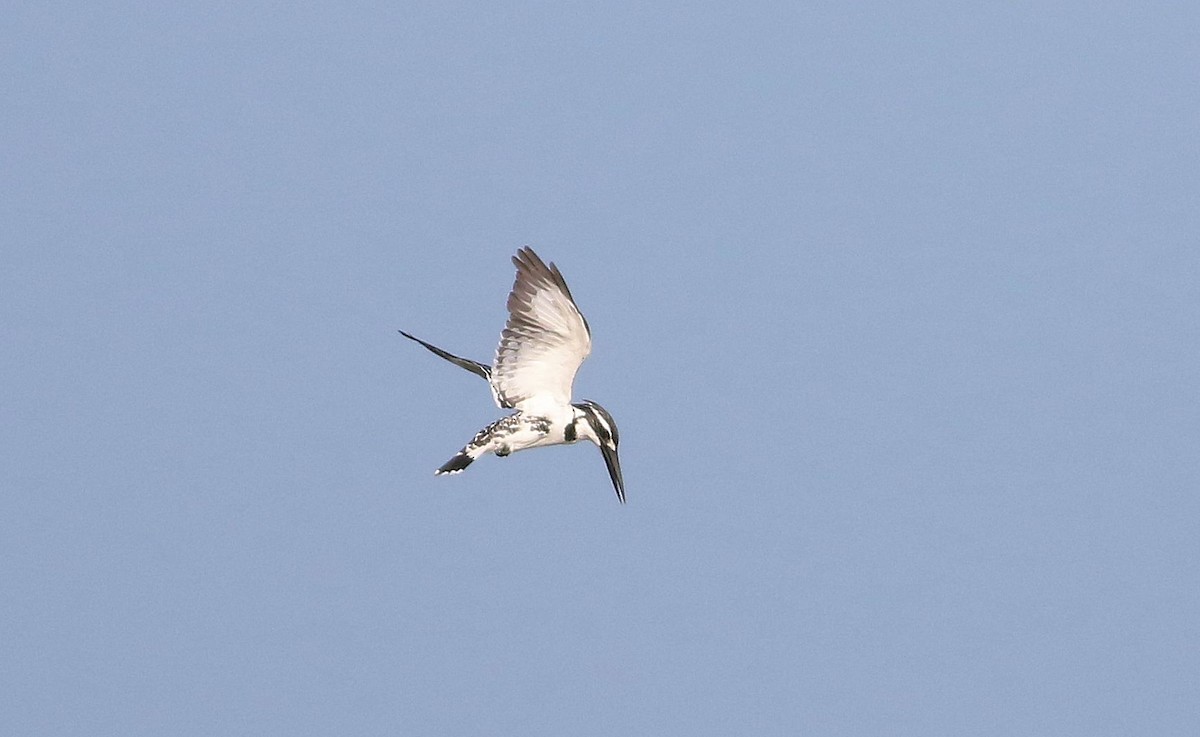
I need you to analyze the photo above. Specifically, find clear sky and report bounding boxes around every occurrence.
[3,2,1198,735]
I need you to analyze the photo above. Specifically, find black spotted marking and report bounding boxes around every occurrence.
[467,415,518,449]
[435,412,553,475]
[564,421,577,443]
[465,414,548,448]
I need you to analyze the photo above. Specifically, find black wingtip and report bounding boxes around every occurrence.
[399,330,493,381]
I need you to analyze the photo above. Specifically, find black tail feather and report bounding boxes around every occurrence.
[436,451,474,475]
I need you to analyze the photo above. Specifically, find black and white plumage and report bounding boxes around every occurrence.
[400,247,625,503]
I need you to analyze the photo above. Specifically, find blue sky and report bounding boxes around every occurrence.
[3,2,1198,735]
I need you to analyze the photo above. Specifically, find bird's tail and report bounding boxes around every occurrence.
[435,450,475,475]
[434,415,512,476]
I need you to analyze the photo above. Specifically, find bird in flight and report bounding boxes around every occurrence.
[400,247,624,503]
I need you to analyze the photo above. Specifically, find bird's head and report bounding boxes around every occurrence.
[572,400,624,503]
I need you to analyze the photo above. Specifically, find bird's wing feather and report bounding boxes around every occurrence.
[399,331,493,381]
[492,247,592,413]
[399,330,509,407]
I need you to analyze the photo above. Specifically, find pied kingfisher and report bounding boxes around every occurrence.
[400,247,624,503]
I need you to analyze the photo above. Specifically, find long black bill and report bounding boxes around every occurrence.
[600,445,625,504]
[399,330,492,381]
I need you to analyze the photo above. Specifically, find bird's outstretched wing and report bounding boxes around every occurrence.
[398,331,493,380]
[492,247,592,414]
